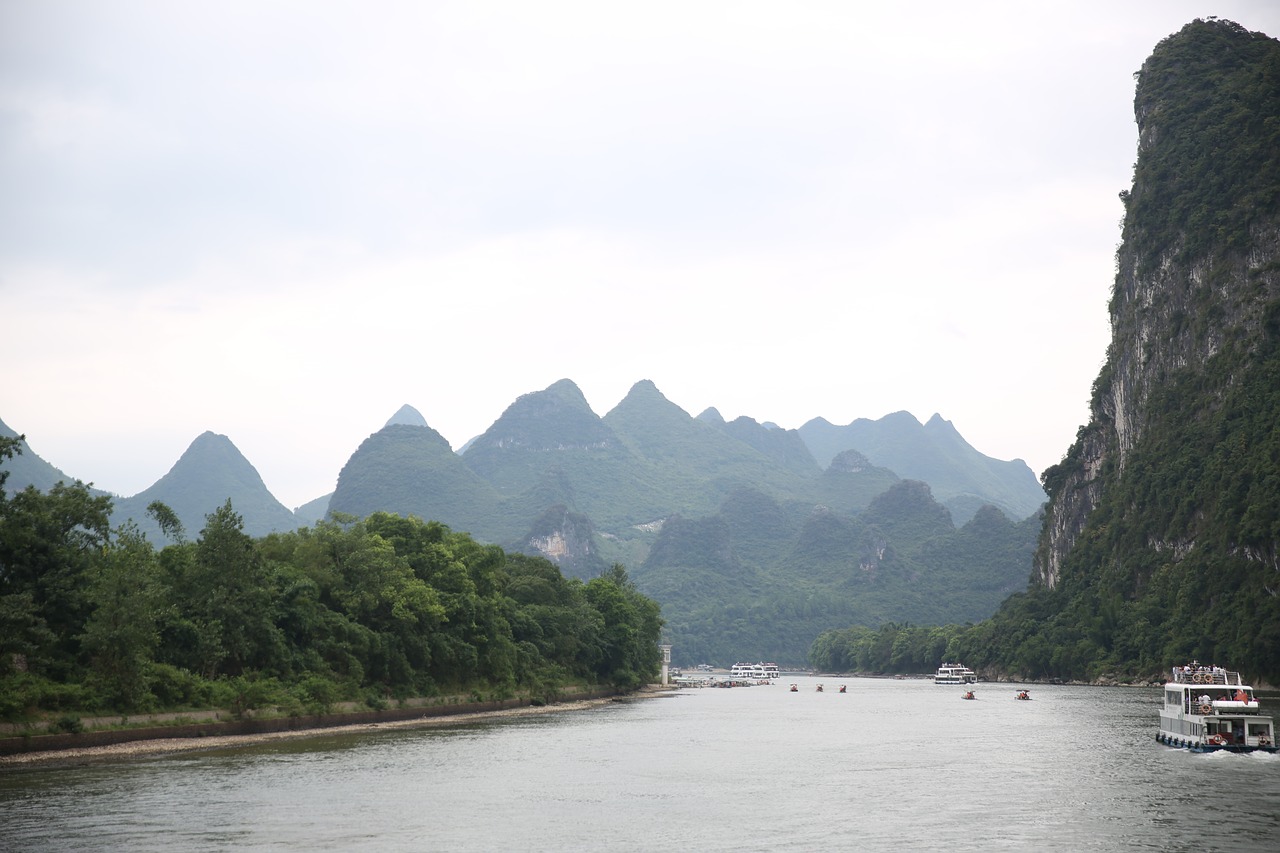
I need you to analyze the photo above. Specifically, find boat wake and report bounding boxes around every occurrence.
[1197,748,1278,762]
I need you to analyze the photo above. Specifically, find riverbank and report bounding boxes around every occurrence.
[0,685,673,766]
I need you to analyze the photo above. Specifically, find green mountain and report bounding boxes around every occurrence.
[637,479,1038,664]
[111,431,299,540]
[290,404,427,526]
[2,380,1044,666]
[293,492,331,526]
[602,380,816,514]
[811,449,902,515]
[0,418,108,497]
[461,378,663,532]
[698,408,822,478]
[912,18,1280,685]
[328,422,505,539]
[799,411,1045,521]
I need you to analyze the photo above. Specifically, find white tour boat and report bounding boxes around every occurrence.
[729,662,781,680]
[934,663,977,684]
[1157,663,1276,752]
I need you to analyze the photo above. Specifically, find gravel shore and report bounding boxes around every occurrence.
[0,693,654,766]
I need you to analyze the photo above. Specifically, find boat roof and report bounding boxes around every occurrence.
[1166,666,1248,687]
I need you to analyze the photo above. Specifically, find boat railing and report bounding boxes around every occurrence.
[1171,668,1242,686]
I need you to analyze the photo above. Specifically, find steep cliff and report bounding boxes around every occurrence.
[1029,19,1280,678]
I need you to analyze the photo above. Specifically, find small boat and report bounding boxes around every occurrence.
[816,684,824,693]
[838,684,847,693]
[1015,690,1031,701]
[935,662,978,685]
[789,683,798,692]
[962,690,976,700]
[1157,662,1277,752]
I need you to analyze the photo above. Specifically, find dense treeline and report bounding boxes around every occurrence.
[808,589,1178,683]
[808,622,970,675]
[641,484,1039,667]
[0,437,662,722]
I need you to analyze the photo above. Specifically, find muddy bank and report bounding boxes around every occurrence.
[0,686,672,765]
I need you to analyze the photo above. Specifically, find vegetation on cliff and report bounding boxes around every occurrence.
[812,18,1280,686]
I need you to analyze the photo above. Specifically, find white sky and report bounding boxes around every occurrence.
[4,1,1279,511]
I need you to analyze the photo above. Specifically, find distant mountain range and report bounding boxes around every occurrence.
[0,419,110,499]
[1,381,1046,663]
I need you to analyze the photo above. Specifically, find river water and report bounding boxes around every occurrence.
[2,676,1278,852]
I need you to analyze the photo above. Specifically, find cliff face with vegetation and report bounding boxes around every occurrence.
[1031,18,1280,678]
[812,19,1280,684]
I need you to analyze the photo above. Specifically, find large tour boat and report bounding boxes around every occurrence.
[934,663,977,685]
[1157,663,1276,752]
[729,662,781,680]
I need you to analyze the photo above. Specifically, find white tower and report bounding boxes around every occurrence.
[660,644,672,685]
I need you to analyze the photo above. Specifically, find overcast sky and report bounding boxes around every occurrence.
[4,2,1279,511]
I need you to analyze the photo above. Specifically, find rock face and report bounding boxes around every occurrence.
[1036,18,1280,589]
[519,504,606,579]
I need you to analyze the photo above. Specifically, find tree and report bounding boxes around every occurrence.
[184,500,284,676]
[147,501,186,544]
[585,564,663,689]
[0,466,112,673]
[81,523,164,708]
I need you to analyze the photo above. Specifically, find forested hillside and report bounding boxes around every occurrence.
[0,436,662,720]
[1,384,1046,670]
[319,380,1044,665]
[640,481,1039,665]
[813,18,1280,686]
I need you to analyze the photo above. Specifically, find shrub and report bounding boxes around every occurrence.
[52,715,83,734]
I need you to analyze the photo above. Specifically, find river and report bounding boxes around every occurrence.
[2,676,1278,852]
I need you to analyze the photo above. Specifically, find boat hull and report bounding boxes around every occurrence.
[1155,732,1277,753]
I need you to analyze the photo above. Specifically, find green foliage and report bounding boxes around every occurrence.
[0,672,96,719]
[0,470,664,720]
[51,714,83,734]
[640,484,1038,666]
[147,663,221,709]
[808,622,971,674]
[293,674,341,715]
[965,273,1280,686]
[0,474,112,675]
[79,522,164,709]
[1125,19,1280,278]
[584,565,663,689]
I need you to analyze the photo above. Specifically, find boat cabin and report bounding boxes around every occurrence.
[934,663,977,684]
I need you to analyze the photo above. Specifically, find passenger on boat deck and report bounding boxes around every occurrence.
[1200,694,1211,705]
[1235,689,1248,702]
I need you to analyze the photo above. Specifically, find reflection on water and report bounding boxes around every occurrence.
[3,677,1278,852]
